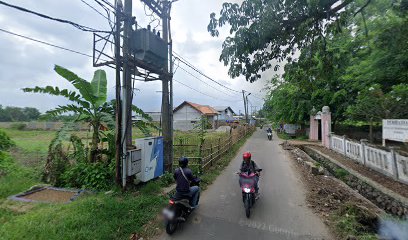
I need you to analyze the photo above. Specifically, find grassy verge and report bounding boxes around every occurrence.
[277,132,308,141]
[331,203,377,240]
[0,152,167,240]
[0,128,254,239]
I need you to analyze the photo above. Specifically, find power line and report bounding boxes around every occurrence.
[174,79,241,103]
[173,53,241,94]
[0,0,111,33]
[174,53,266,101]
[0,28,100,59]
[80,0,111,23]
[175,62,237,97]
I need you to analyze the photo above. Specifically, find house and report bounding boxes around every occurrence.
[173,101,218,131]
[213,106,236,121]
[145,112,161,122]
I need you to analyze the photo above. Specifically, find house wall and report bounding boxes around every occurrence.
[173,105,201,121]
[146,112,161,122]
[173,105,202,131]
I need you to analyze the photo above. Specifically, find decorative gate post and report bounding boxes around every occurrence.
[321,106,332,148]
[309,107,319,141]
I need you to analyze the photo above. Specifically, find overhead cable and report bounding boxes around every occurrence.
[0,0,111,33]
[174,79,241,103]
[0,28,103,59]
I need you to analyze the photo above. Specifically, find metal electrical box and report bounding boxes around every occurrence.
[131,28,167,71]
[135,136,164,182]
[127,149,142,176]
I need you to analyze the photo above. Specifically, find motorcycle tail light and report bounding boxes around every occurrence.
[169,199,175,205]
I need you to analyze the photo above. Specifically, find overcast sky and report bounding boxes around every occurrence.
[0,0,277,114]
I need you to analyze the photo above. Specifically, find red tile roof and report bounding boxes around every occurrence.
[174,101,219,115]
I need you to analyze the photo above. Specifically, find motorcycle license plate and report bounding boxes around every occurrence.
[162,208,175,219]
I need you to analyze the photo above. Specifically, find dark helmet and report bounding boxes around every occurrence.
[179,156,189,168]
[243,151,251,162]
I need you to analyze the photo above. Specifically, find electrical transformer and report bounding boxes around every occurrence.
[135,136,164,182]
[126,149,142,176]
[131,28,168,72]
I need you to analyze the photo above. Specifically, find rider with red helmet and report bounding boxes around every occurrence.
[240,151,261,193]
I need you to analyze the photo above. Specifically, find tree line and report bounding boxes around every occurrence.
[208,0,408,137]
[262,0,408,131]
[0,105,79,122]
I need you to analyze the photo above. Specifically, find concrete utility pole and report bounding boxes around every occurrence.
[168,2,174,171]
[121,0,133,188]
[161,0,173,171]
[114,0,123,185]
[242,90,248,123]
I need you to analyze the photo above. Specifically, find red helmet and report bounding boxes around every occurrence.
[243,151,251,161]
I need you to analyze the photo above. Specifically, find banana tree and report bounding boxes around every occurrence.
[23,65,154,162]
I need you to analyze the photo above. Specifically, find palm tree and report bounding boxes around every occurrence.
[23,65,153,162]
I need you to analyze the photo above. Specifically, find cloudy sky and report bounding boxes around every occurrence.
[0,0,276,114]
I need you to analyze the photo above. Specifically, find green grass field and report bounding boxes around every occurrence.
[0,127,253,239]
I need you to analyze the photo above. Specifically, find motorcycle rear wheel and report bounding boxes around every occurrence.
[166,221,178,235]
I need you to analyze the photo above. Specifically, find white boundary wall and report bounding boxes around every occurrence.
[329,133,408,184]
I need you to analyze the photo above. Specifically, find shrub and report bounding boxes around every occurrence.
[62,162,114,190]
[0,130,15,151]
[334,168,349,180]
[10,123,27,130]
[0,151,14,176]
[158,172,174,187]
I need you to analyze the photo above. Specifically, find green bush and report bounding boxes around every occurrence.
[10,123,27,130]
[158,172,174,187]
[334,168,349,180]
[0,151,14,176]
[62,162,114,190]
[0,130,15,151]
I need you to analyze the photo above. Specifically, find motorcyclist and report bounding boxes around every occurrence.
[266,127,272,133]
[173,157,200,208]
[239,152,261,193]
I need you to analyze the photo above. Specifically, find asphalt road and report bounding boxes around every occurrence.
[159,129,331,240]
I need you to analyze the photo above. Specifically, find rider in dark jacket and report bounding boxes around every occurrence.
[174,157,200,208]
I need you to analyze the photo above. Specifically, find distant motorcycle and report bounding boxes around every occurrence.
[238,169,262,218]
[267,132,272,141]
[162,178,201,235]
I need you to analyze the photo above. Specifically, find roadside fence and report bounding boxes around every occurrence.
[173,125,255,173]
[329,133,408,184]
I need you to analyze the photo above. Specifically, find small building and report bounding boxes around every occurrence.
[145,112,161,122]
[213,106,236,121]
[173,101,218,131]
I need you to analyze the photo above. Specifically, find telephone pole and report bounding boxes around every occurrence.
[114,0,123,185]
[161,0,173,172]
[242,90,248,124]
[121,0,133,187]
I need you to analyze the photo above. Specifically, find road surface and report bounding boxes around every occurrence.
[159,129,331,240]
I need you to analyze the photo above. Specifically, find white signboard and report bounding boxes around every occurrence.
[383,119,408,143]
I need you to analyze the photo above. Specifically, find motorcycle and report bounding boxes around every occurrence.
[162,178,201,235]
[238,169,262,218]
[267,132,272,140]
